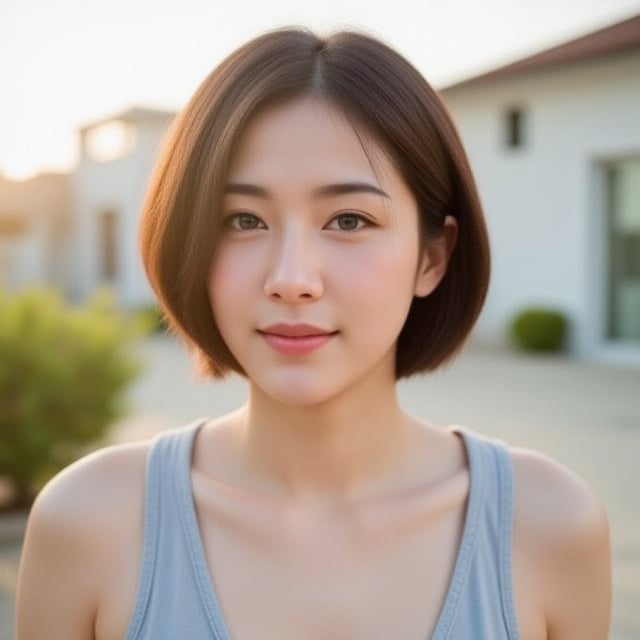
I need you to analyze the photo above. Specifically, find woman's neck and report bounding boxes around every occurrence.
[229,381,426,511]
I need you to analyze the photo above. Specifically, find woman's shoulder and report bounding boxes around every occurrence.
[31,438,152,527]
[506,443,611,637]
[17,439,154,637]
[506,444,608,543]
[24,438,154,575]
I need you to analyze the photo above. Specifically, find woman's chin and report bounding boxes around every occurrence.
[249,375,343,407]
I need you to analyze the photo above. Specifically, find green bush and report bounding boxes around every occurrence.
[0,285,149,510]
[508,306,568,352]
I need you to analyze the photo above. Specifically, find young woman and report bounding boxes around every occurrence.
[16,26,611,640]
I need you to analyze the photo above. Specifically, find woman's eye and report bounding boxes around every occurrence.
[223,212,264,231]
[327,212,373,232]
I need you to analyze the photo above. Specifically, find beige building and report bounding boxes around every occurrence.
[0,172,71,290]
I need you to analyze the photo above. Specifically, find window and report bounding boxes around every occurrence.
[99,209,117,281]
[606,159,640,342]
[504,107,525,149]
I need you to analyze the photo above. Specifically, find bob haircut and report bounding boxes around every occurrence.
[139,25,491,381]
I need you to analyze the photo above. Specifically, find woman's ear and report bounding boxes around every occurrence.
[414,215,458,297]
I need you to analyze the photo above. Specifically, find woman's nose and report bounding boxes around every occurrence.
[263,225,323,301]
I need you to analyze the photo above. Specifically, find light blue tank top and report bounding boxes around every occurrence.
[123,418,521,640]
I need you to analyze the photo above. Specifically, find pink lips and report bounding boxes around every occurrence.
[257,326,339,355]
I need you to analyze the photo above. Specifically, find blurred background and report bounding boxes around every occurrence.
[1,0,639,638]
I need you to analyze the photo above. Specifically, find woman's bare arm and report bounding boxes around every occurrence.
[513,448,612,640]
[15,454,107,639]
[543,482,612,639]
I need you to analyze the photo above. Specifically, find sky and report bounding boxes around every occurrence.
[1,0,639,180]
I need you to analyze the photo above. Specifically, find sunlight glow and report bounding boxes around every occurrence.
[84,120,137,163]
[1,162,40,182]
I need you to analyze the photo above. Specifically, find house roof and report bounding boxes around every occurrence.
[440,12,640,91]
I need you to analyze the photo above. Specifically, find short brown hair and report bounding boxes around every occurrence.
[139,26,490,381]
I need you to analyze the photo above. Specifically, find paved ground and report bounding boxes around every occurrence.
[2,334,639,639]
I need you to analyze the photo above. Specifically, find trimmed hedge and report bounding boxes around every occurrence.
[508,306,568,352]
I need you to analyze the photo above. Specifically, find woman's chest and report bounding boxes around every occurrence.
[95,467,546,640]
[189,495,467,640]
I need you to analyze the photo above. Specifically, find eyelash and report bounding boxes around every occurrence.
[222,211,374,234]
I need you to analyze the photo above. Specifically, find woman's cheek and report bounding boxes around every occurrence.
[208,252,247,316]
[335,246,409,301]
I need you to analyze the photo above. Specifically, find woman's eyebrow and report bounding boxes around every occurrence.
[223,181,390,199]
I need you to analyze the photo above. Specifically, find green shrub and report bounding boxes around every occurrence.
[0,285,149,510]
[508,306,568,352]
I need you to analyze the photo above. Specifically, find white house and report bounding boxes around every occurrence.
[440,13,640,366]
[69,107,175,306]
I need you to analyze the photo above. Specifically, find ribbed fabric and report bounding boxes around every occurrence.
[123,418,521,640]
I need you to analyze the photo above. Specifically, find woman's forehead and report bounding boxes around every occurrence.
[227,96,395,184]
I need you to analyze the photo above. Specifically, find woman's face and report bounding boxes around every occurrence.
[207,95,446,405]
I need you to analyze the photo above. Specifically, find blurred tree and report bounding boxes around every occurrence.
[0,285,150,510]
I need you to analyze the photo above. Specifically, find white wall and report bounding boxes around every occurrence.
[124,117,174,307]
[441,51,640,361]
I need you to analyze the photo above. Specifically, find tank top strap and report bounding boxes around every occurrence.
[123,418,213,640]
[449,425,521,640]
[171,419,233,639]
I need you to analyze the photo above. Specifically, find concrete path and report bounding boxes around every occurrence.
[2,334,638,639]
